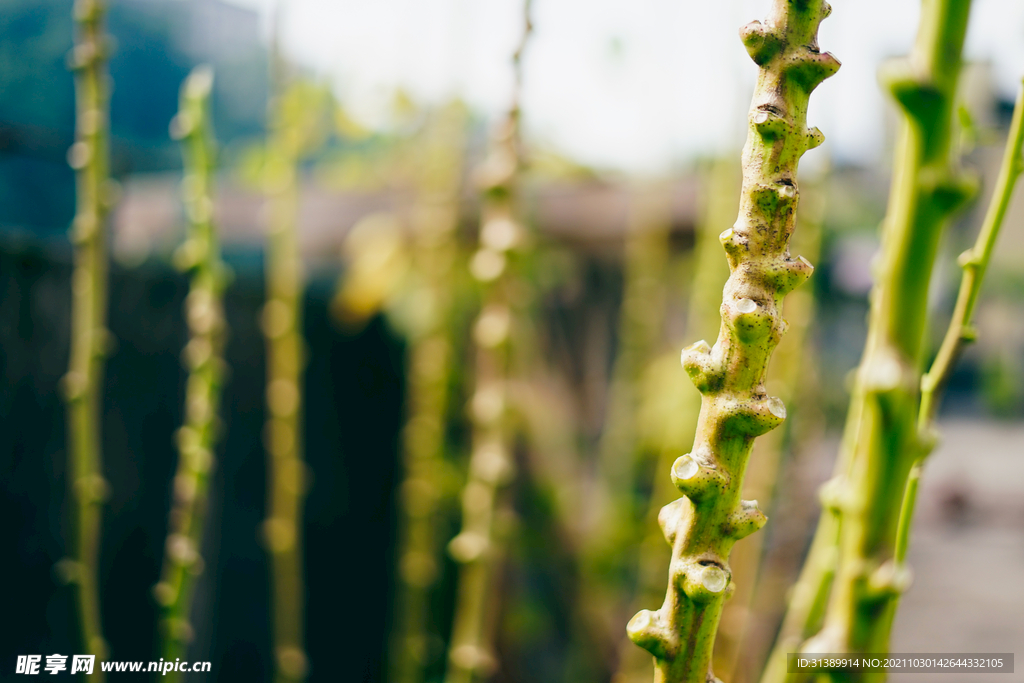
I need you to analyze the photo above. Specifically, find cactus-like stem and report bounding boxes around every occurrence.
[62,0,113,672]
[795,0,974,673]
[716,174,825,683]
[628,3,837,681]
[152,67,228,675]
[390,103,467,683]
[444,3,531,682]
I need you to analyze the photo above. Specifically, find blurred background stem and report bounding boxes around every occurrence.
[389,102,468,683]
[444,2,532,681]
[62,0,113,672]
[154,66,228,675]
[261,33,332,681]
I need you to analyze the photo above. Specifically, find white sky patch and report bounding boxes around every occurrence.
[228,0,1024,173]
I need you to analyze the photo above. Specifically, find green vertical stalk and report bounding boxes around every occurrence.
[390,103,468,683]
[62,0,113,672]
[759,351,866,683]
[715,174,825,683]
[796,2,974,674]
[760,6,981,679]
[647,160,740,577]
[152,67,228,676]
[893,76,1024,631]
[917,82,1024,437]
[627,3,837,681]
[443,3,532,682]
[262,77,330,683]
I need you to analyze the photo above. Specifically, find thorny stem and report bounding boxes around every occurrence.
[152,67,229,675]
[717,175,825,683]
[62,0,113,673]
[390,103,467,683]
[797,0,975,676]
[443,2,532,682]
[627,3,837,682]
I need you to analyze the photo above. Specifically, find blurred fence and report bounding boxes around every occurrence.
[0,237,404,681]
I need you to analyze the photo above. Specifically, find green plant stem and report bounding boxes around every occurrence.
[152,67,228,676]
[918,81,1024,434]
[758,377,865,683]
[797,0,974,674]
[893,75,1024,603]
[390,104,467,683]
[644,161,738,576]
[627,3,837,681]
[444,4,531,682]
[716,175,825,683]
[567,183,674,680]
[263,76,321,683]
[63,0,113,672]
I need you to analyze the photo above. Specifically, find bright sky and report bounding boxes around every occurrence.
[228,0,1024,172]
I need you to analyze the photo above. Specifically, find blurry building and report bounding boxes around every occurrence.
[166,0,262,62]
[0,0,267,234]
[110,173,701,267]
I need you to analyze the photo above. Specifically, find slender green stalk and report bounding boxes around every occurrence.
[152,67,229,676]
[795,3,975,674]
[62,0,113,672]
[757,392,858,683]
[893,75,1024,617]
[760,5,985,679]
[627,3,837,681]
[444,4,532,682]
[390,103,468,683]
[262,77,330,683]
[918,82,1024,436]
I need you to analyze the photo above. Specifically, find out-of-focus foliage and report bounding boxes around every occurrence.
[334,212,412,327]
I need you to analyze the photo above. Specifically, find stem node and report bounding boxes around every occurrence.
[723,500,768,541]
